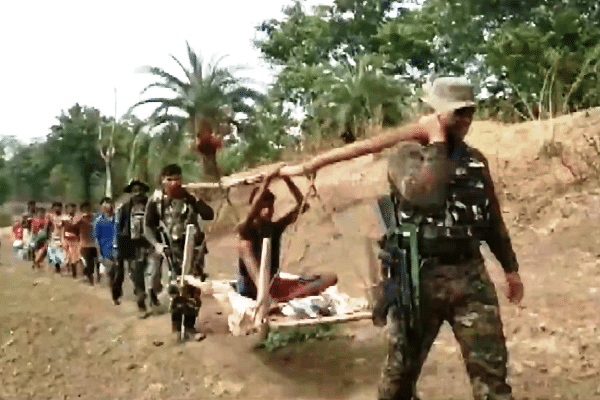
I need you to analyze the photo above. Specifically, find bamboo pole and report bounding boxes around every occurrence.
[186,123,427,190]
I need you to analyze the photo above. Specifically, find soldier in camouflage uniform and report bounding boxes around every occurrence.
[377,78,524,400]
[144,164,214,337]
[307,77,524,400]
[114,179,154,314]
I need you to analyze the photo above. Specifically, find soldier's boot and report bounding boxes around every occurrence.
[171,295,201,341]
[82,261,93,285]
[134,287,148,316]
[170,296,185,333]
[149,290,160,307]
[111,285,122,305]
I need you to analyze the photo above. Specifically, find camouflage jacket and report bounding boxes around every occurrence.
[144,189,214,248]
[387,141,519,273]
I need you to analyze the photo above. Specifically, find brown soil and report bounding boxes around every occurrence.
[2,109,600,399]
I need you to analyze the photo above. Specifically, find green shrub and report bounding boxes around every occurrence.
[255,324,335,352]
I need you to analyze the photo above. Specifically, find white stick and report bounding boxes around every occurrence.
[253,238,271,326]
[179,224,196,341]
[180,224,196,279]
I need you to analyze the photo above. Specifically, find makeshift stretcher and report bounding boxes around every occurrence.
[180,237,372,337]
[182,132,407,336]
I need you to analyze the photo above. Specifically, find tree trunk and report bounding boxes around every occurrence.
[201,153,220,182]
[82,165,93,202]
[105,88,117,198]
[105,160,113,198]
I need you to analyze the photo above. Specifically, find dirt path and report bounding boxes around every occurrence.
[2,195,600,400]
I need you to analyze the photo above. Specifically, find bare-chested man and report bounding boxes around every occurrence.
[74,201,97,285]
[46,202,66,273]
[236,166,337,302]
[61,203,80,278]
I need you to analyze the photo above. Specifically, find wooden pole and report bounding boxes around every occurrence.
[186,122,427,190]
[254,238,271,328]
[179,224,196,340]
[180,224,196,278]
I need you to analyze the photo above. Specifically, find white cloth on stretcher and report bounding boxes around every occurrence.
[227,272,368,320]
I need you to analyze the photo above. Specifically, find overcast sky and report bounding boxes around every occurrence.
[0,0,330,143]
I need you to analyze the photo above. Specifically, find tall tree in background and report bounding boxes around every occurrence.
[129,41,262,181]
[258,0,600,122]
[309,53,412,142]
[3,141,53,201]
[47,104,105,201]
[487,4,600,118]
[98,88,118,198]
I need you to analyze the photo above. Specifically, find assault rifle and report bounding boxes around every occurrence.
[372,194,422,362]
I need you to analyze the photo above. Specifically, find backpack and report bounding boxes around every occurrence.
[129,200,147,240]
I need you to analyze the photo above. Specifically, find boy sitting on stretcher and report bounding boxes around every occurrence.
[236,165,337,302]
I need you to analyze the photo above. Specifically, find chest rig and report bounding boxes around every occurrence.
[151,190,199,242]
[163,199,195,241]
[397,146,491,256]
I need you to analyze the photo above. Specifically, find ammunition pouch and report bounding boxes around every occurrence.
[419,225,480,258]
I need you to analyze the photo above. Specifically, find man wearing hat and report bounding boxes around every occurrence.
[114,179,155,313]
[307,77,524,399]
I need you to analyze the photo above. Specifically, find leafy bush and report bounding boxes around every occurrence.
[255,324,335,352]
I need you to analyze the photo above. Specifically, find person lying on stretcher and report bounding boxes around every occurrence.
[236,165,337,302]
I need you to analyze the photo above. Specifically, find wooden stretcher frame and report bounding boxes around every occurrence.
[182,125,410,331]
[181,236,372,333]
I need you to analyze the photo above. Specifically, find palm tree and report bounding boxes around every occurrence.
[310,54,412,143]
[129,41,263,181]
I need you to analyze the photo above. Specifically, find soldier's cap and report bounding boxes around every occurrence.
[123,179,150,193]
[424,77,476,113]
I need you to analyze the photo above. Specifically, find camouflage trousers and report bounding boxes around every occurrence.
[127,241,152,303]
[378,256,513,400]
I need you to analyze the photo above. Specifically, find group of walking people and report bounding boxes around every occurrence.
[11,198,116,284]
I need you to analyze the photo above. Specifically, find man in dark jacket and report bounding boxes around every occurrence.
[114,179,155,314]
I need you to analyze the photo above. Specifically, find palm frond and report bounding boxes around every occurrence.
[128,97,183,113]
[228,87,264,101]
[140,82,187,97]
[151,114,188,130]
[137,66,188,91]
[186,41,203,81]
[147,99,186,120]
[170,54,194,83]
